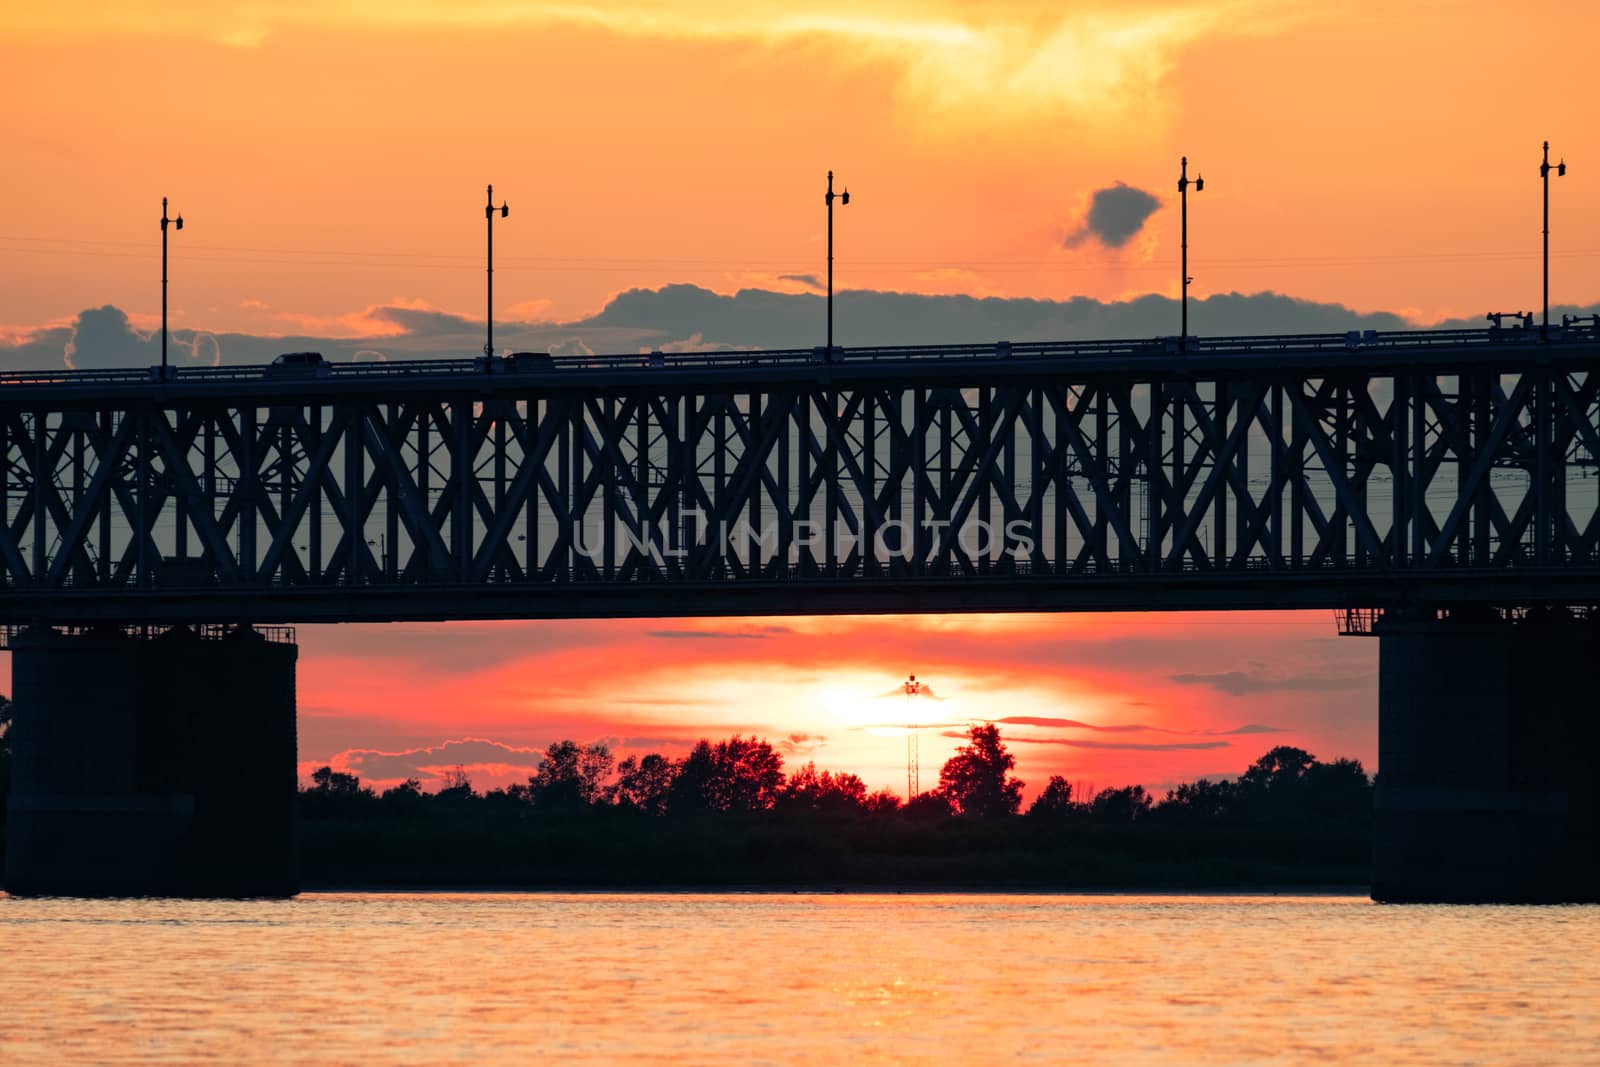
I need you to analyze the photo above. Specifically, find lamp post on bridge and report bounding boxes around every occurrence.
[160,197,184,379]
[484,183,509,361]
[1177,157,1203,351]
[825,170,850,354]
[1540,141,1566,338]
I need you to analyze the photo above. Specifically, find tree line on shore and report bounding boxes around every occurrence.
[0,704,1371,884]
[302,723,1372,828]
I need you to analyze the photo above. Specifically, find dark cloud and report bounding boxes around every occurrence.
[856,720,971,731]
[779,273,823,290]
[298,713,454,761]
[13,291,1598,374]
[333,736,547,785]
[371,306,478,336]
[546,336,596,357]
[1065,182,1162,249]
[616,735,705,752]
[995,715,1163,733]
[647,626,794,640]
[61,305,220,370]
[1169,671,1366,696]
[939,730,1229,752]
[778,732,827,757]
[1046,738,1231,752]
[0,326,71,370]
[189,331,221,366]
[582,284,1427,350]
[994,715,1287,738]
[657,332,731,353]
[63,305,148,369]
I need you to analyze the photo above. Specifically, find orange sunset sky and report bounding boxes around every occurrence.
[3,1,1598,795]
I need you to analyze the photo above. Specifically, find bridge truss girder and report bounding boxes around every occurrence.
[2,356,1597,623]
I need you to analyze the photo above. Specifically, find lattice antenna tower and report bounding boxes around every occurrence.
[904,673,921,800]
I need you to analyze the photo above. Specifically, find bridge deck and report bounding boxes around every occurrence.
[1,326,1596,624]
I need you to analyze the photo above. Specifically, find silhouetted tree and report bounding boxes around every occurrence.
[1299,757,1371,819]
[1088,784,1153,822]
[1240,746,1317,794]
[1305,757,1367,789]
[309,765,368,797]
[1026,775,1075,819]
[780,762,869,813]
[1235,747,1370,823]
[380,777,426,813]
[667,741,717,811]
[522,740,615,809]
[283,729,1382,889]
[863,788,903,815]
[477,786,528,814]
[669,735,785,812]
[614,753,675,815]
[303,764,376,816]
[938,723,1024,816]
[436,764,476,802]
[904,790,955,819]
[1157,778,1237,820]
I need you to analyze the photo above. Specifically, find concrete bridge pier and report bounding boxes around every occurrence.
[1373,607,1598,903]
[4,625,298,897]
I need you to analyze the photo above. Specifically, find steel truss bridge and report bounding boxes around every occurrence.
[1,326,1597,623]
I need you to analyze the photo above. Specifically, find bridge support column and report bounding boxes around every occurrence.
[5,626,298,897]
[1373,608,1597,903]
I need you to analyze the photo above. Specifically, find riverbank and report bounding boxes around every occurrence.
[0,811,1371,893]
[296,810,1371,891]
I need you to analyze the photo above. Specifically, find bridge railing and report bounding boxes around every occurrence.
[2,323,1594,391]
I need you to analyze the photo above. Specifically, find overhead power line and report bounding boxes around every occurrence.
[3,235,1599,279]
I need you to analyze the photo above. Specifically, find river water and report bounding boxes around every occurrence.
[2,892,1597,1064]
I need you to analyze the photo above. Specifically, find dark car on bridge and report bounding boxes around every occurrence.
[506,351,556,373]
[268,351,331,378]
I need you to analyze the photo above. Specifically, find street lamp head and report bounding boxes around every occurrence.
[1195,175,1204,192]
[175,215,183,230]
[501,203,509,218]
[841,189,850,206]
[1557,160,1566,177]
